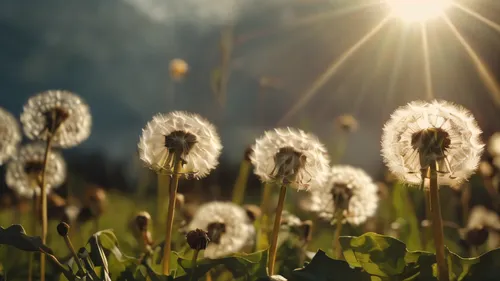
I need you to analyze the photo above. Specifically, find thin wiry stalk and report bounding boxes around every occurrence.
[333,217,344,259]
[429,162,449,281]
[231,159,251,205]
[189,249,200,281]
[268,185,287,275]
[162,153,183,275]
[39,133,54,281]
[256,183,273,250]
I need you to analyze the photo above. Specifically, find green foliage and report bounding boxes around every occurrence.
[0,224,53,254]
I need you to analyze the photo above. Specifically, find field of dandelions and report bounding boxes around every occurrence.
[2,87,500,281]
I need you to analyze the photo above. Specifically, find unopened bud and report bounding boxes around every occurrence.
[186,229,210,251]
[57,222,70,237]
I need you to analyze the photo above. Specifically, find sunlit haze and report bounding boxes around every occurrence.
[386,0,452,22]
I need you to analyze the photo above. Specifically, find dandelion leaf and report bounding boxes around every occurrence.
[339,232,437,280]
[177,250,267,281]
[0,224,53,254]
[447,247,500,281]
[289,250,370,281]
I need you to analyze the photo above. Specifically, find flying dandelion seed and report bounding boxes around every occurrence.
[250,127,330,190]
[169,59,189,81]
[381,100,483,188]
[138,111,222,178]
[6,143,66,198]
[308,165,378,225]
[21,90,92,148]
[187,201,255,259]
[0,107,22,165]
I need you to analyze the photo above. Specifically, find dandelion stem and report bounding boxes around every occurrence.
[189,249,200,281]
[333,217,344,259]
[256,183,273,250]
[162,153,183,275]
[429,162,449,281]
[268,185,287,275]
[39,133,54,281]
[231,159,251,205]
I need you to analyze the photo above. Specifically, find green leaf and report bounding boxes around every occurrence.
[177,250,268,281]
[339,232,437,280]
[0,225,53,254]
[392,183,422,250]
[289,250,370,281]
[447,248,500,281]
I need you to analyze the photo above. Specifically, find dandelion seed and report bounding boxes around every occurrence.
[21,90,91,148]
[335,114,359,133]
[169,59,189,80]
[6,143,66,198]
[138,111,222,178]
[381,100,483,187]
[250,128,330,190]
[308,165,378,225]
[187,202,254,259]
[0,107,21,165]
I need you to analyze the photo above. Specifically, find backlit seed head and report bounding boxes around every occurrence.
[0,107,21,165]
[186,229,210,251]
[382,100,483,187]
[138,111,222,178]
[6,143,66,198]
[308,165,378,225]
[251,128,330,190]
[21,90,91,148]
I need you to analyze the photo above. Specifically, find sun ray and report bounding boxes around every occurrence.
[278,16,391,125]
[421,23,434,100]
[452,2,500,33]
[235,2,379,46]
[385,31,408,109]
[443,15,500,106]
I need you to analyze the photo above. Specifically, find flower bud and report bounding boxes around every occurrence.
[186,229,210,251]
[57,222,70,237]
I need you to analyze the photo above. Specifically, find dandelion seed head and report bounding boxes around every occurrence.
[0,108,21,165]
[308,165,378,225]
[250,128,330,190]
[21,90,92,148]
[187,201,254,259]
[381,100,483,187]
[6,143,66,198]
[138,111,222,178]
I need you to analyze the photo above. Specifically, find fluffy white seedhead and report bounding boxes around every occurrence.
[250,128,330,190]
[21,90,92,148]
[138,111,222,178]
[488,132,500,157]
[308,165,378,225]
[467,206,500,230]
[6,143,66,198]
[381,100,484,187]
[187,201,254,259]
[0,107,21,165]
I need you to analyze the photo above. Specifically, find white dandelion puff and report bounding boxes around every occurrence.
[250,128,330,190]
[0,107,21,165]
[6,143,66,198]
[308,165,378,225]
[187,202,254,259]
[381,100,484,187]
[21,90,92,148]
[138,111,222,178]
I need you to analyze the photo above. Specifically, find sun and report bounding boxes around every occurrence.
[386,0,452,22]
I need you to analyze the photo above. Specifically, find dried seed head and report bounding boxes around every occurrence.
[21,90,91,148]
[0,107,21,165]
[186,229,210,251]
[251,128,330,190]
[57,222,70,237]
[335,114,359,133]
[382,100,483,187]
[135,211,152,232]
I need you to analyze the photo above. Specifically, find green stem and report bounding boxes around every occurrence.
[256,183,273,250]
[268,185,287,275]
[39,134,54,281]
[189,250,200,281]
[429,162,449,281]
[231,160,251,205]
[162,153,183,275]
[333,217,344,259]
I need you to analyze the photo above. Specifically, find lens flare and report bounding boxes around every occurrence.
[386,0,452,22]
